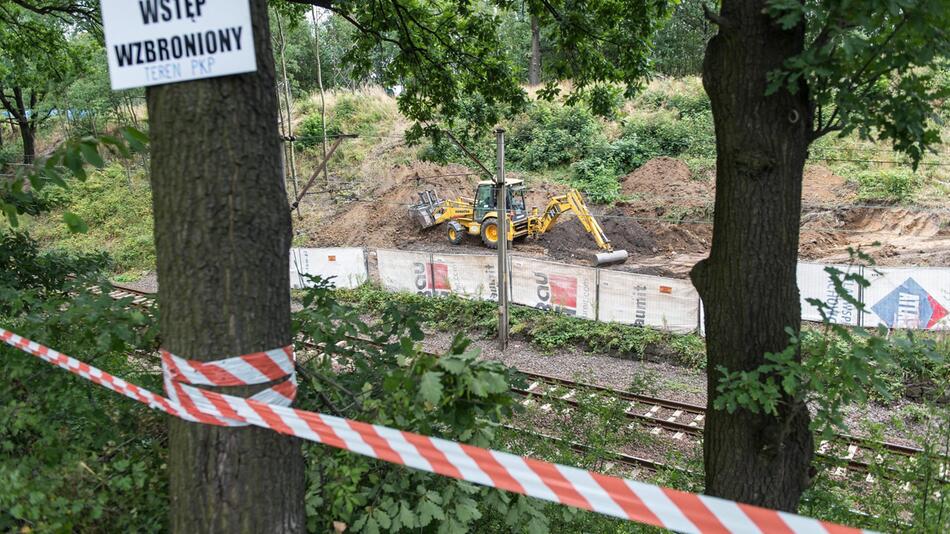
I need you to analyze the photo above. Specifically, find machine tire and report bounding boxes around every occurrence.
[446,221,464,245]
[480,217,499,249]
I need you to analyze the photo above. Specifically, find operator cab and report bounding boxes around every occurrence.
[474,179,528,224]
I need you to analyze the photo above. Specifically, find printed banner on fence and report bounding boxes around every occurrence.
[290,248,367,290]
[376,249,434,295]
[510,257,597,320]
[430,253,499,301]
[598,271,699,333]
[862,266,950,330]
[797,262,862,326]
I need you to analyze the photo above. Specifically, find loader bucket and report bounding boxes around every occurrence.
[409,190,442,229]
[595,249,629,266]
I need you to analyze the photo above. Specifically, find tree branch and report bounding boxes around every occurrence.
[284,0,332,8]
[703,4,733,30]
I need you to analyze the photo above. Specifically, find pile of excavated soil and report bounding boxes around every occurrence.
[304,161,481,248]
[802,165,856,205]
[619,158,853,208]
[300,154,950,270]
[621,157,713,207]
[539,209,659,263]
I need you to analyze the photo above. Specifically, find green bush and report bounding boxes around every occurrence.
[293,278,548,533]
[297,113,341,148]
[509,102,607,170]
[635,77,711,116]
[621,109,713,159]
[26,163,155,274]
[570,156,621,203]
[1,233,164,532]
[854,168,920,202]
[298,92,397,150]
[336,284,707,369]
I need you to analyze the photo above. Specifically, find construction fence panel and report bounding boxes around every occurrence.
[862,266,950,330]
[510,257,598,320]
[375,249,434,294]
[290,247,367,290]
[597,270,700,334]
[430,253,499,301]
[796,262,863,326]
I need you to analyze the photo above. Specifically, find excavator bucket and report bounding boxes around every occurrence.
[595,249,629,266]
[409,190,443,229]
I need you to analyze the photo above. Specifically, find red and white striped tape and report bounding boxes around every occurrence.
[0,327,871,534]
[161,346,296,426]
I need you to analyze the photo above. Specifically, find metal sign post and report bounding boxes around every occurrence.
[495,129,509,350]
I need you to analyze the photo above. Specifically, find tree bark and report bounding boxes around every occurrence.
[529,14,542,85]
[312,7,330,190]
[691,0,814,511]
[146,0,306,531]
[0,87,37,163]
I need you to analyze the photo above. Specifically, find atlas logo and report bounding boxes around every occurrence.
[534,272,577,316]
[413,262,451,297]
[871,277,948,329]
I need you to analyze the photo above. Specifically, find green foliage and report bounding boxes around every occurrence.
[0,230,107,302]
[0,127,148,229]
[621,109,714,160]
[854,168,920,203]
[293,277,546,533]
[801,415,950,532]
[0,231,164,532]
[714,257,945,439]
[509,102,607,170]
[569,156,621,204]
[634,77,711,116]
[27,163,156,274]
[764,0,950,165]
[298,114,341,149]
[650,0,716,77]
[336,284,707,369]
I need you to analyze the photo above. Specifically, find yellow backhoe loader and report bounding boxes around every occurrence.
[409,179,629,265]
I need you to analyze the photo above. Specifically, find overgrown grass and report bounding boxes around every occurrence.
[334,284,708,369]
[853,167,922,203]
[296,89,399,184]
[24,163,155,276]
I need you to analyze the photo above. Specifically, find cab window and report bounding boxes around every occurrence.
[475,184,495,209]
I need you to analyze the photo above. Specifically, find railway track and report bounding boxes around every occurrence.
[98,281,941,479]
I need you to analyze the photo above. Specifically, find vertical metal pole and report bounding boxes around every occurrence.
[496,129,509,350]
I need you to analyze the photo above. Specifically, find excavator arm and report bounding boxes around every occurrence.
[535,190,629,264]
[537,190,612,251]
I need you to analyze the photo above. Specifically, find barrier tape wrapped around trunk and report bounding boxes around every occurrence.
[1,327,871,534]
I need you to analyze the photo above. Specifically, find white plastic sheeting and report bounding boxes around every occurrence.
[290,248,367,289]
[430,253,499,301]
[796,262,862,326]
[509,257,598,320]
[371,247,949,334]
[376,249,434,294]
[598,270,700,333]
[862,267,950,331]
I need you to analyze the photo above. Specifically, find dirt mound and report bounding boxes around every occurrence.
[306,161,481,248]
[621,157,713,207]
[803,165,855,204]
[539,209,659,262]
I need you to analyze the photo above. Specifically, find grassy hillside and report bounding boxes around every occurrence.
[22,163,155,279]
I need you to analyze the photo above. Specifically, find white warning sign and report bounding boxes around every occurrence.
[101,0,257,90]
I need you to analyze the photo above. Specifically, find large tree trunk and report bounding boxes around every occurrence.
[0,87,37,163]
[146,0,306,531]
[529,14,542,85]
[690,0,814,511]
